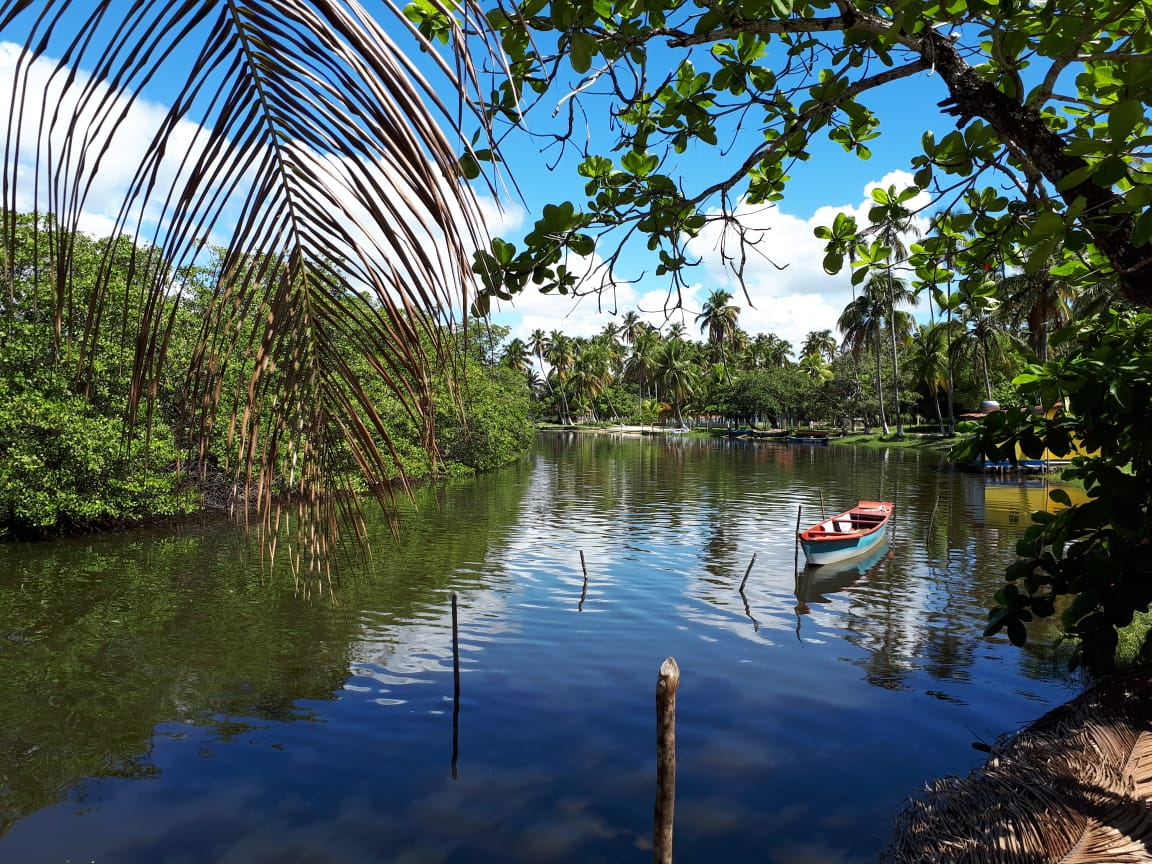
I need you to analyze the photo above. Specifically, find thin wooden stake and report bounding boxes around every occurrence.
[795,504,803,570]
[818,490,826,520]
[579,550,589,611]
[654,657,680,864]
[451,591,461,779]
[738,553,757,593]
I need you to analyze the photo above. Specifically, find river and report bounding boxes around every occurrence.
[0,432,1084,863]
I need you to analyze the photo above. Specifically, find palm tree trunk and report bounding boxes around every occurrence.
[889,322,904,439]
[945,284,956,435]
[979,334,993,401]
[875,340,890,436]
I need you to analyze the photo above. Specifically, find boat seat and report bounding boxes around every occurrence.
[835,520,852,532]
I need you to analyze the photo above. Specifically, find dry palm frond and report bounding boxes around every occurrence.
[886,669,1152,864]
[0,0,502,573]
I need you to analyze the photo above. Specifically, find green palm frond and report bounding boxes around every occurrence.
[0,1,498,571]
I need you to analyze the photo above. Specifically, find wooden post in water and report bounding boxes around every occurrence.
[579,550,590,611]
[794,504,804,570]
[451,591,461,779]
[654,657,680,864]
[738,553,757,593]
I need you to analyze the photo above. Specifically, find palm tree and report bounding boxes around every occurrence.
[695,289,740,356]
[620,311,645,345]
[569,342,613,420]
[528,329,551,376]
[996,267,1075,362]
[1,1,493,554]
[949,287,1028,401]
[864,274,916,438]
[798,353,833,383]
[546,332,578,423]
[801,329,837,363]
[624,327,663,408]
[656,338,700,427]
[839,292,889,434]
[500,338,532,373]
[907,324,949,434]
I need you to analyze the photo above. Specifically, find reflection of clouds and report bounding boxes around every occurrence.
[351,588,519,701]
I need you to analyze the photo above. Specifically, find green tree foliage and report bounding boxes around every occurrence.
[956,308,1152,672]
[0,1,497,552]
[0,214,534,537]
[426,0,1152,314]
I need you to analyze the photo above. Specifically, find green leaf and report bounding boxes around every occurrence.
[1133,210,1152,248]
[1108,100,1143,147]
[569,31,597,74]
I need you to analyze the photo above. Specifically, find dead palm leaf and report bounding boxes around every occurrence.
[0,0,501,580]
[886,669,1152,863]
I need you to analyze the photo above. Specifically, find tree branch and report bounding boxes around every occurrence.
[685,60,928,207]
[923,28,1152,304]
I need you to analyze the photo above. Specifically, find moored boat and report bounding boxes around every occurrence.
[787,434,831,445]
[797,501,893,566]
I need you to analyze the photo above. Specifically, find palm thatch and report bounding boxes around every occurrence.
[886,669,1152,863]
[0,1,501,577]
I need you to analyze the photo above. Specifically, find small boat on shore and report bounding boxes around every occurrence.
[787,434,831,445]
[798,501,893,566]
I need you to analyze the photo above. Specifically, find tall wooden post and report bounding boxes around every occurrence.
[654,657,680,864]
[451,591,460,779]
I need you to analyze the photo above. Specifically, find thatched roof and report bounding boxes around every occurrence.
[885,669,1152,863]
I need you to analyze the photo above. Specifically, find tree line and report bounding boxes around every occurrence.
[0,213,534,540]
[498,264,1106,435]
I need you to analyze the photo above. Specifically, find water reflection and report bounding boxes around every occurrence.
[0,435,1087,863]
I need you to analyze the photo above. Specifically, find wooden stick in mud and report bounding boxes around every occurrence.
[654,657,680,864]
[738,553,757,593]
[451,591,461,779]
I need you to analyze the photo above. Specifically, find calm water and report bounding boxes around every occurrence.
[0,433,1083,863]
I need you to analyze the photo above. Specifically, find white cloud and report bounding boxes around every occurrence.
[492,169,927,355]
[0,41,217,243]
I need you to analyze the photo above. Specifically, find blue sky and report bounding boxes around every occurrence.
[0,2,955,356]
[479,59,950,352]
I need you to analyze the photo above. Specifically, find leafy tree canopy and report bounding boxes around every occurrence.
[407,0,1152,313]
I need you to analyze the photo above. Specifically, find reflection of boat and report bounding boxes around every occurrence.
[798,501,893,566]
[795,537,890,607]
